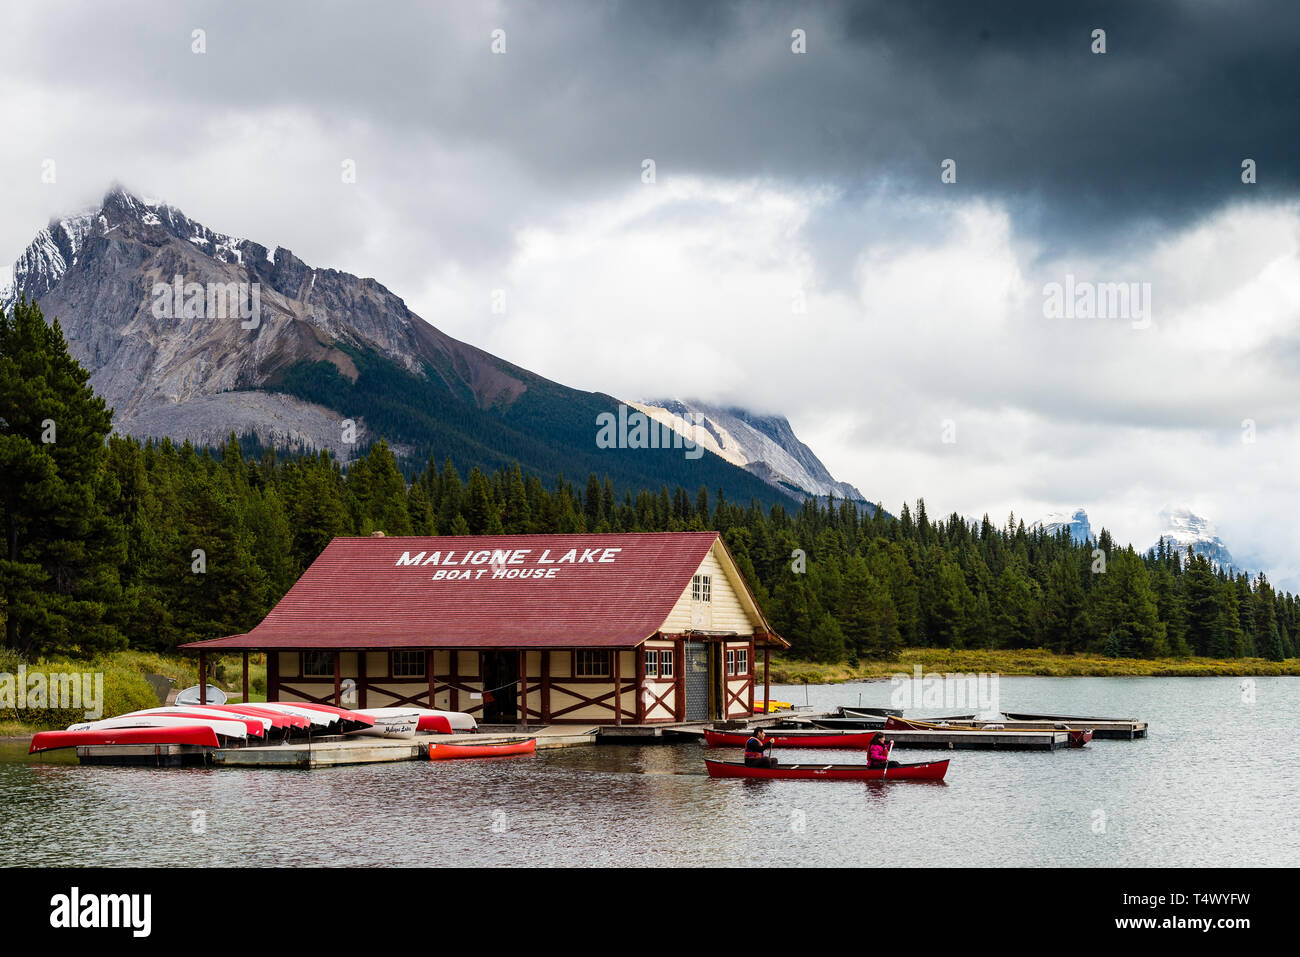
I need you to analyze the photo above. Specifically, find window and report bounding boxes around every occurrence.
[644,649,659,678]
[576,650,611,678]
[302,651,334,678]
[391,650,427,678]
[659,649,674,678]
[692,574,712,602]
[737,648,750,676]
[726,648,736,676]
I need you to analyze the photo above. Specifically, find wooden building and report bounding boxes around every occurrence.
[182,532,787,725]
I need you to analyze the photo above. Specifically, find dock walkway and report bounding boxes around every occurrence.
[77,726,597,769]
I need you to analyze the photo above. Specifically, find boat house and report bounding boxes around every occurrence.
[182,532,787,725]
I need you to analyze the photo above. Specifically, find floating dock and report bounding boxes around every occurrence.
[77,727,597,769]
[914,718,1147,740]
[878,728,1071,751]
[66,707,1147,766]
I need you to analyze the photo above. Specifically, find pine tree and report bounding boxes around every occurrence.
[0,298,123,655]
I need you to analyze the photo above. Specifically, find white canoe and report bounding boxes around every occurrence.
[125,706,274,732]
[174,684,228,706]
[356,707,477,732]
[68,715,249,740]
[346,710,419,738]
[254,703,338,728]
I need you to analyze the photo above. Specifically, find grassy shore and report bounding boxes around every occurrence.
[0,650,265,737]
[763,647,1300,683]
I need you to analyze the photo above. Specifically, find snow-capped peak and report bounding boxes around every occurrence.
[1030,507,1093,543]
[1154,505,1235,568]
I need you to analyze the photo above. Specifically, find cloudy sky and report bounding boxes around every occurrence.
[3,1,1299,586]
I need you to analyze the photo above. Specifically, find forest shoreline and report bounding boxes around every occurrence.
[764,647,1300,683]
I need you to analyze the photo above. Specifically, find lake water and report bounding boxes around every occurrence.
[2,677,1296,867]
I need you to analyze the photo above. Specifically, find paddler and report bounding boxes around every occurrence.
[867,731,899,770]
[743,727,776,768]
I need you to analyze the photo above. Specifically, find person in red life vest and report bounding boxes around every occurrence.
[744,727,777,767]
[867,732,899,769]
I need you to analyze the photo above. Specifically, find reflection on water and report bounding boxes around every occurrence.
[1,677,1297,867]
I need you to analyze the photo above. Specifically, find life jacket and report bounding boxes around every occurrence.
[868,743,890,766]
[744,736,766,759]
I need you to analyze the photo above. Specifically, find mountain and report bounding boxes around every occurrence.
[1026,504,1239,570]
[630,399,867,503]
[1153,506,1236,568]
[1030,507,1093,544]
[0,186,811,507]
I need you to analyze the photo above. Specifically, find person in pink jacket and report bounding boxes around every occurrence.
[867,732,899,769]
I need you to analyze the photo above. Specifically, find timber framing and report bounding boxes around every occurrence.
[185,532,787,725]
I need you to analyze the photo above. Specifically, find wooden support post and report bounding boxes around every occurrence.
[427,649,435,711]
[448,652,459,712]
[333,651,341,706]
[357,651,367,709]
[242,652,249,704]
[267,651,278,702]
[512,647,522,728]
[747,638,755,715]
[541,651,551,723]
[198,652,207,704]
[634,644,646,724]
[613,648,622,725]
[763,645,771,714]
[674,641,685,722]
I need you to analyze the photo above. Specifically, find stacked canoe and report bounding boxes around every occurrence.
[28,702,479,754]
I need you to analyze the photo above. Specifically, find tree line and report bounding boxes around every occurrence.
[3,296,1296,662]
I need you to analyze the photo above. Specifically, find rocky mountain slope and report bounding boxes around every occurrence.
[1,186,816,507]
[2,186,526,454]
[630,399,866,503]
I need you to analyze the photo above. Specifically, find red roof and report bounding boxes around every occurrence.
[183,532,766,651]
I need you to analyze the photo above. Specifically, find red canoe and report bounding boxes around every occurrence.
[416,715,453,734]
[702,728,873,749]
[128,710,266,738]
[198,704,310,731]
[29,725,221,754]
[705,758,949,781]
[270,701,376,733]
[428,738,536,760]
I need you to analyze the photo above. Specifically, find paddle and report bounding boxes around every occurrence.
[881,739,895,779]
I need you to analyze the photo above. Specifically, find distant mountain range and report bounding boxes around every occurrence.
[1030,505,1238,570]
[1,186,859,507]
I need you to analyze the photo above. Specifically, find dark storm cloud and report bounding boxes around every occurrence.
[11,0,1296,244]
[598,0,1300,242]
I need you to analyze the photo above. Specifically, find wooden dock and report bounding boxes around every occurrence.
[911,718,1148,740]
[77,727,598,769]
[882,728,1071,750]
[67,706,1146,766]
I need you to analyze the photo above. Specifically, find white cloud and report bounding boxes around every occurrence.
[419,182,1300,587]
